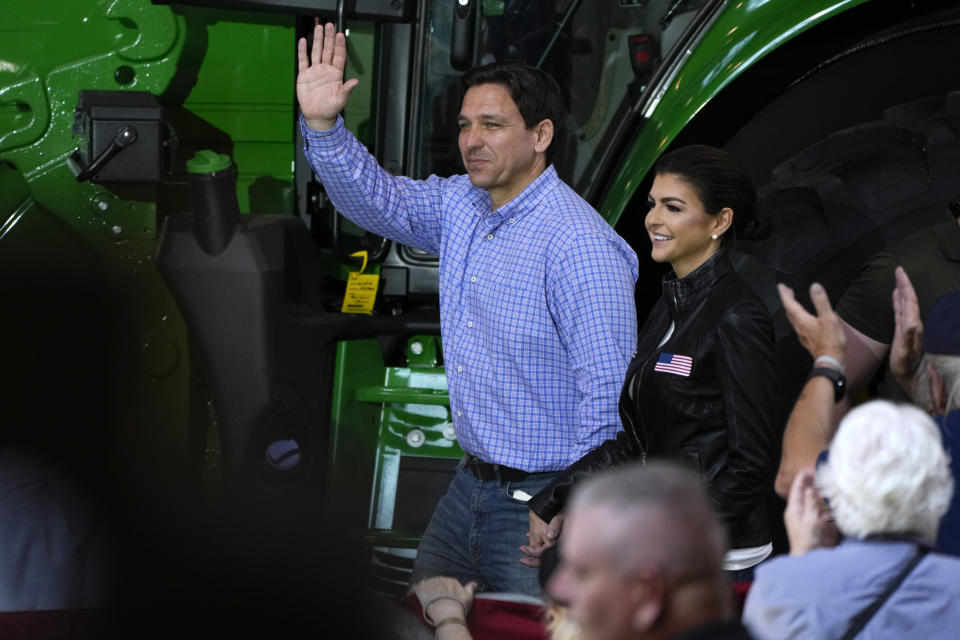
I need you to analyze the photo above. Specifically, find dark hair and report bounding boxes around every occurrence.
[462,60,565,162]
[654,144,771,242]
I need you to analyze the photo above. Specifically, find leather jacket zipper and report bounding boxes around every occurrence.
[634,288,681,466]
[629,346,663,466]
[635,349,658,467]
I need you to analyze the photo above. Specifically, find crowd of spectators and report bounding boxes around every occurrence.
[404,209,960,639]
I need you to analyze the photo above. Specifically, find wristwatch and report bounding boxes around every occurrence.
[807,366,846,403]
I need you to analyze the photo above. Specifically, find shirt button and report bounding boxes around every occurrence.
[467,321,473,328]
[457,365,463,372]
[486,234,493,240]
[509,217,515,223]
[457,410,463,417]
[471,276,477,283]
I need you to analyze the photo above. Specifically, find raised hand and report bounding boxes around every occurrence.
[296,22,359,131]
[778,282,846,367]
[890,265,923,394]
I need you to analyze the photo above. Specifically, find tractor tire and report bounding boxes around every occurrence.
[734,91,960,556]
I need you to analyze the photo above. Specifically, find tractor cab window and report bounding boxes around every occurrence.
[411,0,708,193]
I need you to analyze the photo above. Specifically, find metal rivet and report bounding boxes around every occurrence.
[406,429,425,448]
[443,424,457,441]
[410,341,424,355]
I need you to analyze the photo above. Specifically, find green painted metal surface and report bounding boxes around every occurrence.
[329,337,459,537]
[599,0,872,226]
[177,7,295,214]
[0,1,299,473]
[186,149,231,173]
[329,339,386,471]
[355,385,450,405]
[1,1,192,463]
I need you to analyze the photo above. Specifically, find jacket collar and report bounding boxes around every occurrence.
[661,247,732,320]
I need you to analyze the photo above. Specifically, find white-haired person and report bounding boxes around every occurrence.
[743,400,960,639]
[777,271,960,556]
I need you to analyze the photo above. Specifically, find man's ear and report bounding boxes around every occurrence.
[631,567,665,633]
[533,119,554,154]
[929,363,948,416]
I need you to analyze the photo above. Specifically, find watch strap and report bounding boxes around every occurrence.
[808,366,846,403]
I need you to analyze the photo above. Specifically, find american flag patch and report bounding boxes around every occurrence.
[654,353,693,377]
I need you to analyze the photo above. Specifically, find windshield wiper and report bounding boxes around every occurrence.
[535,0,586,69]
[660,0,689,28]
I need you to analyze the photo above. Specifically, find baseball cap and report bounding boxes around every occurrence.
[923,288,960,356]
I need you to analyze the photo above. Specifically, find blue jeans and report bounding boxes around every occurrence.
[409,459,558,596]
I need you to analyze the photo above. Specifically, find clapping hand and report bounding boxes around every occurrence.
[785,468,839,556]
[778,282,846,367]
[890,266,923,395]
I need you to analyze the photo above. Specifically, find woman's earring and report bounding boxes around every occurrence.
[711,234,719,240]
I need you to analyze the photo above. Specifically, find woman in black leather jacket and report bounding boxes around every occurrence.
[526,145,776,578]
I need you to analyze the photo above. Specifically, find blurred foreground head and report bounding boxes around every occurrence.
[549,461,732,640]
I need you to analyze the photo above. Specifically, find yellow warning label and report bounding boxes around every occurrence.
[341,250,379,314]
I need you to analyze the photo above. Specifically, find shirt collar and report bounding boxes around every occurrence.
[473,165,560,226]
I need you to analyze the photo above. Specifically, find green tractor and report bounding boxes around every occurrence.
[3,0,959,601]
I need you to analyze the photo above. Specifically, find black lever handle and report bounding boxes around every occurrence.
[75,125,138,182]
[450,0,477,71]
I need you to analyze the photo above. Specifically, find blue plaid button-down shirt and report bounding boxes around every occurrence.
[303,116,638,471]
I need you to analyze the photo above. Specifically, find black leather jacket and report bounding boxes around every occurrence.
[530,248,776,548]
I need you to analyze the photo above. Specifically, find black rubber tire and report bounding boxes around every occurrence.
[733,90,960,556]
[743,90,960,305]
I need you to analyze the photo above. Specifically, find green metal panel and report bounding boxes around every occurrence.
[329,336,457,537]
[599,0,872,226]
[178,6,296,214]
[328,339,386,471]
[0,1,300,473]
[0,1,192,464]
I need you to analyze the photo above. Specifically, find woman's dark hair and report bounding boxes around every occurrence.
[654,144,771,241]
[462,60,565,163]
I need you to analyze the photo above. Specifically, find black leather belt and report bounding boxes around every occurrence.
[463,454,529,481]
